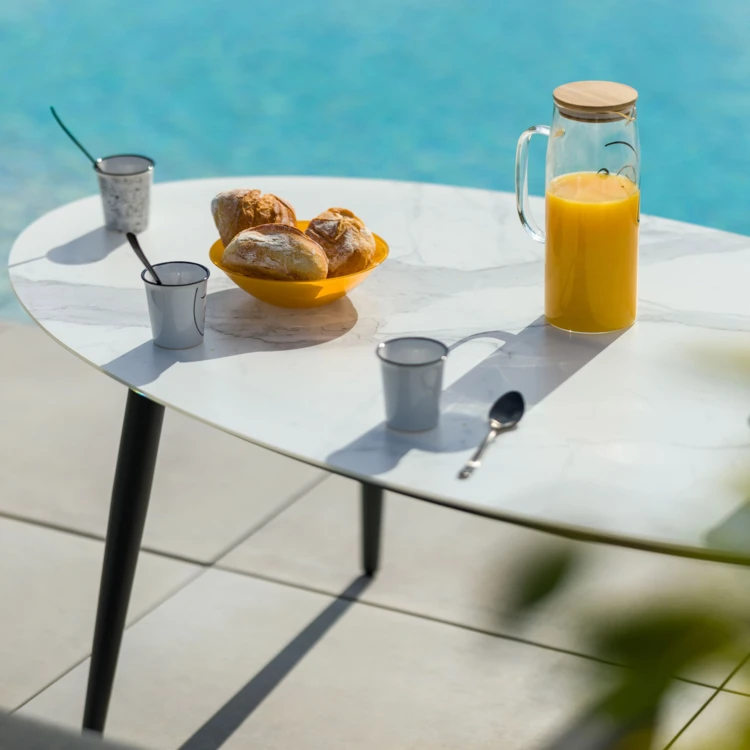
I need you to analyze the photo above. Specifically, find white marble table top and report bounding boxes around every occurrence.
[10,176,750,563]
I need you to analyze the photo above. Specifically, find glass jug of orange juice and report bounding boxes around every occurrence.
[515,81,640,333]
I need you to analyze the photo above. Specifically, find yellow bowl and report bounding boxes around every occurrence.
[209,220,389,308]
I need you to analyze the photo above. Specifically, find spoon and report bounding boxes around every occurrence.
[458,391,525,480]
[50,106,100,167]
[126,232,162,285]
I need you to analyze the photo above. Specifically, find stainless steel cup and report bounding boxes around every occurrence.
[96,154,154,233]
[142,262,209,349]
[377,337,448,431]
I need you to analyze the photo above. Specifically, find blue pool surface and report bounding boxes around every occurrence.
[2,0,749,320]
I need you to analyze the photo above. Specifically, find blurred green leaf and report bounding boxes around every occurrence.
[506,545,580,617]
[541,708,657,750]
[591,608,741,677]
[599,676,669,728]
[505,542,750,749]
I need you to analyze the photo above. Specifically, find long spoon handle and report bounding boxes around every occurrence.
[50,106,99,166]
[126,233,162,285]
[458,426,499,480]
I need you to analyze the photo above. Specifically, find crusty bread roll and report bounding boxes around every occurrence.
[304,207,376,277]
[222,224,328,281]
[211,189,296,247]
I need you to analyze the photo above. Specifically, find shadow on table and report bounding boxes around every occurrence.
[8,226,127,269]
[327,316,626,475]
[47,227,125,265]
[101,288,358,387]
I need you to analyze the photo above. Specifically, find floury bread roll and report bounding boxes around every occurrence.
[304,207,376,277]
[211,189,296,247]
[222,224,328,281]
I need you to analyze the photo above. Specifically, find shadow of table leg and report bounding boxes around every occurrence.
[361,483,384,576]
[82,390,164,733]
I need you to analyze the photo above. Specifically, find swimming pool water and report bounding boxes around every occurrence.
[2,0,749,320]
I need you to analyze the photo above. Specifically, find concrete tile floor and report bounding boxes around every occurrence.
[0,325,324,562]
[19,570,712,750]
[218,473,750,687]
[668,691,750,748]
[722,659,750,696]
[0,516,199,711]
[1,322,747,748]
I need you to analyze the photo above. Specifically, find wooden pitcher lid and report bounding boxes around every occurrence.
[553,81,638,113]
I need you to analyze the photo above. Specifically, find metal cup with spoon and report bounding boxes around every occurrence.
[127,232,210,350]
[50,106,154,233]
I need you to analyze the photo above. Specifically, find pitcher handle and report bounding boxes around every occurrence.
[515,125,550,243]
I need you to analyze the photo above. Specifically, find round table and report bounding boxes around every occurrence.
[10,176,750,729]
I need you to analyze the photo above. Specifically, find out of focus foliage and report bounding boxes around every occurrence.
[505,545,750,749]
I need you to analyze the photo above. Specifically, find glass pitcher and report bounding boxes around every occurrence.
[515,81,640,333]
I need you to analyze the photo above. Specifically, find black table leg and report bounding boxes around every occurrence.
[83,390,164,733]
[361,483,384,576]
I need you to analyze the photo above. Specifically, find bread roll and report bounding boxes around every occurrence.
[222,224,328,281]
[304,207,376,277]
[211,189,296,247]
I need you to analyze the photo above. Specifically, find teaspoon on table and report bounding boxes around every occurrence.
[126,232,162,285]
[458,391,525,480]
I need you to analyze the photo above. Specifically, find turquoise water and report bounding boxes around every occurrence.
[2,0,749,320]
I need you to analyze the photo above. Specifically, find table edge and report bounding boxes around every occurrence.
[9,176,750,567]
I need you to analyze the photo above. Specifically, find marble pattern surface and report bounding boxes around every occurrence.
[9,177,750,560]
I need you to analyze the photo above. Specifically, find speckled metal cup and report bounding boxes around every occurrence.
[95,154,154,233]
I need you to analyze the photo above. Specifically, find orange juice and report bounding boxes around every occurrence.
[545,171,640,333]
